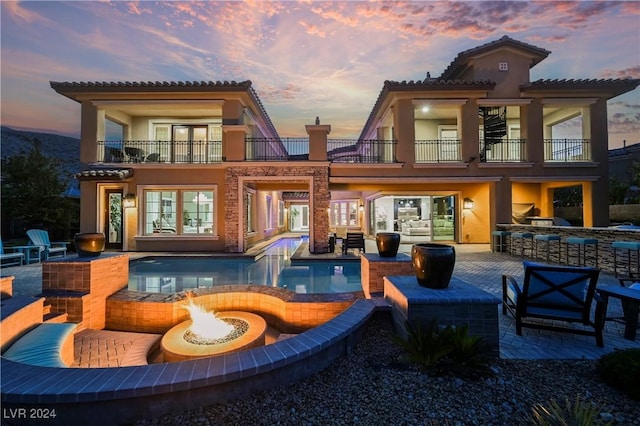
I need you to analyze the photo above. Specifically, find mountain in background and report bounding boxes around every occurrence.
[1,126,81,195]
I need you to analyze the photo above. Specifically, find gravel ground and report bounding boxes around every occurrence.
[135,314,640,426]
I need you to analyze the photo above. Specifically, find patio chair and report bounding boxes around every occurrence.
[343,232,365,255]
[502,261,605,347]
[0,240,24,266]
[26,229,68,260]
[104,146,126,163]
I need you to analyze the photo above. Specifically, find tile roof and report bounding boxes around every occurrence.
[75,168,133,181]
[50,80,252,89]
[523,78,640,89]
[439,35,550,80]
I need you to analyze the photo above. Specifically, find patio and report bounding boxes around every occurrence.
[4,242,639,361]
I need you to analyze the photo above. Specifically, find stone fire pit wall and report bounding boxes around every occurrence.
[384,275,500,356]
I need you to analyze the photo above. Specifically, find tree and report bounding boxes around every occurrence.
[1,141,77,239]
[609,177,629,205]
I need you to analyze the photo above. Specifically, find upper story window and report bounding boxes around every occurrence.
[143,187,216,236]
[150,121,222,163]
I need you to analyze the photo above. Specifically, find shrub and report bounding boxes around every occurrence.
[530,396,610,426]
[393,319,494,379]
[597,348,640,400]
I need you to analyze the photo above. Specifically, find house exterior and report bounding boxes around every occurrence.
[51,36,639,254]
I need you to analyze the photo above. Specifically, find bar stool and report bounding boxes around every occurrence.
[612,241,640,285]
[534,234,561,263]
[565,237,598,267]
[492,230,511,253]
[511,232,534,257]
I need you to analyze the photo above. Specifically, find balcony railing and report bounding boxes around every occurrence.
[480,138,526,162]
[544,139,591,162]
[328,139,396,163]
[415,139,461,163]
[246,138,308,161]
[98,140,223,163]
[96,138,591,165]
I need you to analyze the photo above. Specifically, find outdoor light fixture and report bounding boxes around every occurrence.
[123,193,137,208]
[359,203,364,212]
[463,198,474,210]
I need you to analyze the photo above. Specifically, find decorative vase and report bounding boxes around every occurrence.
[74,233,106,258]
[376,232,400,257]
[411,243,455,289]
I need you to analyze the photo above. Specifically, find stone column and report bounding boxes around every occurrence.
[305,122,330,161]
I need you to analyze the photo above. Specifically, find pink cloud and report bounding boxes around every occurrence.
[298,21,326,38]
[599,66,640,80]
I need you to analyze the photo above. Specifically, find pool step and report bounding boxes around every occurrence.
[43,311,69,324]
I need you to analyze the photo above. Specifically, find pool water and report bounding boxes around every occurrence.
[128,238,362,294]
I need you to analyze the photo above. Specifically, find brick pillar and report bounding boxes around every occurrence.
[305,123,330,161]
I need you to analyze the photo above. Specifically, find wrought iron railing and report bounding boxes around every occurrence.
[480,138,526,162]
[97,140,223,163]
[245,138,309,161]
[544,139,591,162]
[328,139,396,163]
[415,139,462,163]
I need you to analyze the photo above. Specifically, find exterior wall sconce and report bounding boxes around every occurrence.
[123,193,137,208]
[359,203,364,212]
[463,198,474,210]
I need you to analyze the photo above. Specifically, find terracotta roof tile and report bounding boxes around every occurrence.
[75,168,133,181]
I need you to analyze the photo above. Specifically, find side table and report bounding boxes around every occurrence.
[598,285,640,341]
[10,245,43,264]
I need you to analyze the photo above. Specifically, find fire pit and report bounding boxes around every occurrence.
[161,297,267,362]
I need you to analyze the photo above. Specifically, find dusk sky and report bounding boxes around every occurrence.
[1,1,639,148]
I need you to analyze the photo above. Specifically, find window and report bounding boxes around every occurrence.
[499,62,508,71]
[247,191,255,233]
[278,200,284,227]
[144,188,216,235]
[330,201,359,226]
[182,191,214,234]
[438,126,460,161]
[145,191,177,234]
[265,195,273,230]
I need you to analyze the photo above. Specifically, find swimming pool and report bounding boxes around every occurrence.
[128,238,362,294]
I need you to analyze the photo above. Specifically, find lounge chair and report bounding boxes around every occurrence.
[0,240,24,266]
[26,229,68,260]
[502,261,605,347]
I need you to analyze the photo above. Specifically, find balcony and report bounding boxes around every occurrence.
[544,139,591,162]
[98,141,223,164]
[328,139,396,163]
[480,138,526,162]
[246,138,308,161]
[415,139,462,163]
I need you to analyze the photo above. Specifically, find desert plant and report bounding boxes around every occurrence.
[597,348,640,400]
[530,396,610,426]
[392,319,453,369]
[393,319,495,378]
[439,323,493,378]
